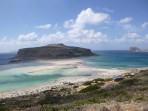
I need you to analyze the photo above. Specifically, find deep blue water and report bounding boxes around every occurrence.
[0,51,148,68]
[0,53,16,65]
[82,50,148,69]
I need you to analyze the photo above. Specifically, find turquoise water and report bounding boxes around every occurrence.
[82,51,148,69]
[0,62,91,92]
[0,50,148,92]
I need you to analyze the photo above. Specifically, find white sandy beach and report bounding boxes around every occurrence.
[0,59,143,99]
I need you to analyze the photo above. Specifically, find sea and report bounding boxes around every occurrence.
[0,53,16,65]
[0,50,148,92]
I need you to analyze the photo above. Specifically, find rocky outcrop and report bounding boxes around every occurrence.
[129,47,141,52]
[16,43,97,59]
[129,47,148,52]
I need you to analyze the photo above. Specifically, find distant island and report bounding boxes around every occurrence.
[129,47,148,52]
[12,43,96,61]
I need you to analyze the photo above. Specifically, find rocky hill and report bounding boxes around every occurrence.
[15,43,96,59]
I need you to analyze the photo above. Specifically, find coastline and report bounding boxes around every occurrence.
[0,59,146,99]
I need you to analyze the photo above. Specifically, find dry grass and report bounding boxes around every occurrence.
[141,103,148,111]
[112,102,120,111]
[82,104,110,111]
[70,102,148,111]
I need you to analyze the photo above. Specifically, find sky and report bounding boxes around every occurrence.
[0,0,148,52]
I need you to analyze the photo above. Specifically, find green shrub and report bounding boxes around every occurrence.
[79,84,100,93]
[137,87,148,91]
[0,104,8,111]
[140,70,148,73]
[96,82,105,86]
[50,107,59,111]
[124,73,134,78]
[104,78,112,82]
[73,85,79,88]
[83,81,92,85]
[38,95,62,105]
[141,71,148,76]
[93,78,104,82]
[133,96,147,102]
[120,78,138,86]
[98,91,109,98]
[73,99,91,106]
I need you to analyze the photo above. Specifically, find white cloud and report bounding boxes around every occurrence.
[117,19,137,32]
[114,32,143,43]
[38,32,66,44]
[64,8,110,29]
[126,33,141,39]
[122,24,136,32]
[82,30,109,43]
[62,8,110,44]
[0,31,147,52]
[145,34,148,39]
[1,8,148,52]
[18,32,38,41]
[76,8,110,26]
[64,19,74,28]
[119,17,133,24]
[35,24,51,29]
[0,36,7,42]
[0,8,110,51]
[38,29,108,44]
[60,8,110,44]
[141,22,148,28]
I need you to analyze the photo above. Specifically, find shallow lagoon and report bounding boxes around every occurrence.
[0,51,148,92]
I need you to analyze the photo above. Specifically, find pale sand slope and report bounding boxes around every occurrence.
[0,59,142,99]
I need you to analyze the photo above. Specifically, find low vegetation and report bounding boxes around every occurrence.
[0,69,148,111]
[79,84,100,93]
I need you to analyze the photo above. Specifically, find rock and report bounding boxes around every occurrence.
[129,47,148,52]
[112,75,124,82]
[129,47,141,52]
[9,58,22,63]
[15,43,97,59]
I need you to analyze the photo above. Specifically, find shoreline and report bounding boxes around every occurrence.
[0,59,147,99]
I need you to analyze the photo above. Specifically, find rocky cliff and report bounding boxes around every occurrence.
[16,44,96,59]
